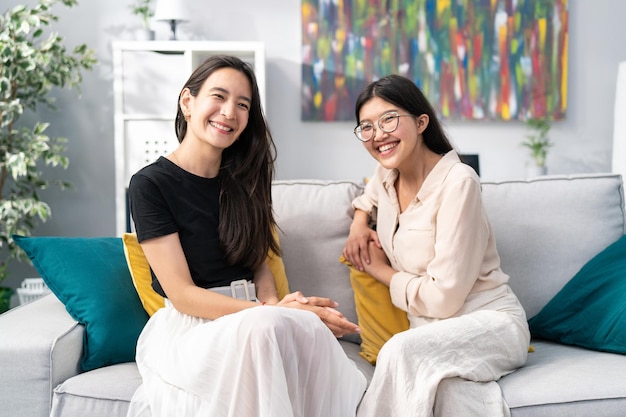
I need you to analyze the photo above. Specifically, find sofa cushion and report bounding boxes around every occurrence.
[13,235,149,372]
[51,362,140,417]
[481,174,625,318]
[339,255,409,365]
[499,340,626,416]
[46,343,372,417]
[265,227,291,299]
[123,233,164,316]
[528,234,626,354]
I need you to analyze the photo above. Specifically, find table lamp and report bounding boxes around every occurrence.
[154,0,190,40]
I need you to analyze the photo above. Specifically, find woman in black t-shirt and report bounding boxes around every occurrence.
[126,55,366,417]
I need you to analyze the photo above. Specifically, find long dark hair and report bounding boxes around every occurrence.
[175,55,279,269]
[354,74,453,155]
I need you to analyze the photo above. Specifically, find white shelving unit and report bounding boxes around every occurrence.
[112,41,266,235]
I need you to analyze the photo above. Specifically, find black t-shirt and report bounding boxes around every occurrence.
[128,156,252,297]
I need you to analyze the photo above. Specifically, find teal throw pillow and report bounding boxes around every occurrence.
[528,234,626,354]
[13,235,149,371]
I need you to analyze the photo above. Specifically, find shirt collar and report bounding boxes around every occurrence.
[380,150,462,201]
[417,150,461,201]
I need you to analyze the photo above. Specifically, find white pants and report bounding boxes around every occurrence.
[128,304,367,417]
[357,285,530,417]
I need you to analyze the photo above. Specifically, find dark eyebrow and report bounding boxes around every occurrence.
[210,86,252,104]
[360,109,399,124]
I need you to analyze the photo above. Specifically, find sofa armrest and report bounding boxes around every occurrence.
[0,294,84,417]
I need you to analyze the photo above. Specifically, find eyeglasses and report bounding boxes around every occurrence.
[353,111,414,142]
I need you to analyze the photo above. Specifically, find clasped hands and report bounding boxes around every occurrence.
[275,291,360,338]
[265,224,391,338]
[342,224,389,276]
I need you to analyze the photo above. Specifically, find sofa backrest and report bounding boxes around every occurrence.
[272,180,364,326]
[481,174,625,318]
[272,174,625,325]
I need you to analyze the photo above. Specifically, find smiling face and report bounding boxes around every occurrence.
[358,96,429,172]
[180,67,252,152]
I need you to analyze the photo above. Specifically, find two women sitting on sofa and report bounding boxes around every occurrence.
[127,54,529,417]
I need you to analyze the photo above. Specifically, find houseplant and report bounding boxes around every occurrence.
[0,0,96,312]
[129,0,155,40]
[522,117,552,176]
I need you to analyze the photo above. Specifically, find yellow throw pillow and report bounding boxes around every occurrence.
[122,230,291,316]
[122,233,165,316]
[339,255,410,365]
[267,227,291,299]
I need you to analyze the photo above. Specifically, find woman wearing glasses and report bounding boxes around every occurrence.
[343,74,530,417]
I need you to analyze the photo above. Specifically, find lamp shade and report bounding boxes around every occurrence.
[154,0,190,22]
[613,62,626,188]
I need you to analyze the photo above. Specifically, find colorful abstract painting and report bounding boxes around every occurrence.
[301,0,569,121]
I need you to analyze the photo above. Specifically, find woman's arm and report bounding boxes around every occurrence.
[141,233,258,320]
[343,209,381,271]
[344,167,385,270]
[142,232,361,336]
[253,262,280,305]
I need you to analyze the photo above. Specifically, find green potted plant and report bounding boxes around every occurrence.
[129,0,155,40]
[0,0,96,312]
[522,117,553,176]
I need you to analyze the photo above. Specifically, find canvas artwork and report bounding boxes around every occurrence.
[301,0,569,122]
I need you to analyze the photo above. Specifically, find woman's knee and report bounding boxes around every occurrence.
[377,329,416,362]
[237,306,323,341]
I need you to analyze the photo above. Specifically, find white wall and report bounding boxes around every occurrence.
[614,62,626,183]
[96,0,626,182]
[179,0,626,182]
[4,0,626,285]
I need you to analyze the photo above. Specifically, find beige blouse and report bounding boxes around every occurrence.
[352,151,509,321]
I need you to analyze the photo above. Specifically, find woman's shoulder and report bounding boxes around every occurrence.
[133,156,169,175]
[129,157,176,190]
[444,152,480,183]
[131,157,179,182]
[449,160,479,181]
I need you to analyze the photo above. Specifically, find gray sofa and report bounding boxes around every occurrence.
[1,174,625,417]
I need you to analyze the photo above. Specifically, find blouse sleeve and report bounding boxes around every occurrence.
[389,176,490,319]
[351,166,386,219]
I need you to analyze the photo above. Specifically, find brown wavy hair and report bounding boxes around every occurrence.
[174,55,279,269]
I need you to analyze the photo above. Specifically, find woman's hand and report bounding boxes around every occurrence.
[362,241,394,286]
[343,209,381,271]
[278,291,315,305]
[343,224,381,272]
[278,292,361,337]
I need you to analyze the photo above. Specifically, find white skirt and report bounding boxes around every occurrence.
[127,303,367,417]
[357,285,530,417]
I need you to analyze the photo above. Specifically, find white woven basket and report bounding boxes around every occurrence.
[17,278,51,305]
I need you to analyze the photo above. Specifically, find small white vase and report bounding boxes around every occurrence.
[526,164,547,178]
[135,28,155,41]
